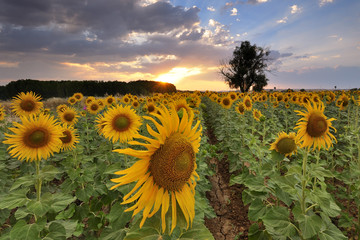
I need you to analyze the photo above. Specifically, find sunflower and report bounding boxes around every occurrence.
[3,114,63,162]
[336,94,349,110]
[145,102,157,114]
[60,124,79,151]
[56,104,68,114]
[73,93,83,102]
[59,107,79,125]
[276,94,284,103]
[87,102,101,115]
[0,109,6,121]
[235,102,246,115]
[11,91,43,117]
[97,105,142,143]
[220,96,233,109]
[229,92,238,101]
[105,95,116,106]
[252,109,262,121]
[326,91,336,104]
[312,94,321,104]
[270,132,298,157]
[132,100,140,109]
[97,99,105,110]
[243,95,252,111]
[294,101,336,150]
[173,98,192,116]
[122,96,131,105]
[68,96,77,105]
[111,105,201,233]
[86,96,95,105]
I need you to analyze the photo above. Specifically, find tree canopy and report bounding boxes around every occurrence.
[0,79,176,100]
[220,41,270,92]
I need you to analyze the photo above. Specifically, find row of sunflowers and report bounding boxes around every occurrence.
[0,89,359,239]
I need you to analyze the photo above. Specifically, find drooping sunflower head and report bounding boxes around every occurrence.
[235,102,246,115]
[59,124,79,151]
[326,91,336,104]
[97,105,142,143]
[294,101,337,150]
[111,104,202,233]
[252,109,262,121]
[59,107,79,125]
[11,91,43,117]
[270,132,298,157]
[243,95,252,111]
[336,94,349,110]
[3,114,63,162]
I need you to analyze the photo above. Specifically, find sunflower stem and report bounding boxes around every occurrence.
[301,149,308,214]
[35,160,42,202]
[262,120,266,146]
[313,149,321,190]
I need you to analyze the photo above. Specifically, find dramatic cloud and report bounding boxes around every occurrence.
[0,0,200,50]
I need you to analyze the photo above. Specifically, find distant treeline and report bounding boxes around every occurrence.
[0,79,176,100]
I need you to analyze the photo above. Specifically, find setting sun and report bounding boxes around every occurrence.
[155,67,201,85]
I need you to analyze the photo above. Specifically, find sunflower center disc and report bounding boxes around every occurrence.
[91,104,98,111]
[150,133,195,192]
[64,113,75,122]
[307,113,328,137]
[245,100,251,107]
[113,116,130,131]
[276,138,296,154]
[60,130,72,144]
[148,105,155,112]
[26,129,48,147]
[20,100,35,112]
[342,99,349,107]
[223,98,230,106]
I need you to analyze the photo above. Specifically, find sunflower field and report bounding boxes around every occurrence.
[0,89,359,240]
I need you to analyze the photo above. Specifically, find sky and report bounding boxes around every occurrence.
[0,0,359,91]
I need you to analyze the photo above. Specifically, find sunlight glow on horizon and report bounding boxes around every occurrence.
[155,67,202,84]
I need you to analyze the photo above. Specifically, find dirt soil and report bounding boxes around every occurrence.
[204,123,252,240]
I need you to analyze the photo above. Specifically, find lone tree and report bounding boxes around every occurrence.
[220,41,270,92]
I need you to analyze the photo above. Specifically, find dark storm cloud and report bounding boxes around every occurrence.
[0,0,200,50]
